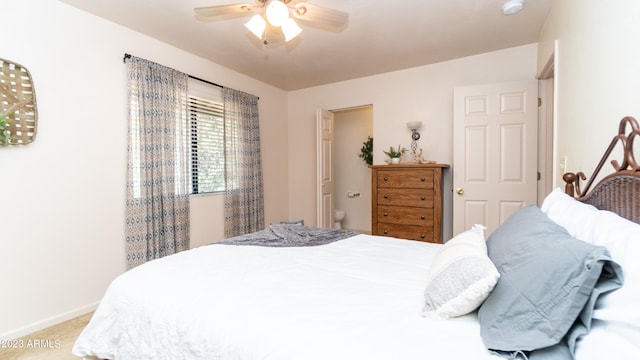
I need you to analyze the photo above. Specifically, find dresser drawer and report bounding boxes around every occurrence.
[377,206,434,226]
[377,169,435,188]
[377,188,434,207]
[377,223,435,242]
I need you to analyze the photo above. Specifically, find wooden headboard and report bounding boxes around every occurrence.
[563,116,640,224]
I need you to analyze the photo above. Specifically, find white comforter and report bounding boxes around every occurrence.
[73,234,500,360]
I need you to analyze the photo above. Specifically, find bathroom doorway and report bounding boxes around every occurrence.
[332,105,373,233]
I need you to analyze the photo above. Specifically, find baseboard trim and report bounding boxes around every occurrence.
[0,302,99,340]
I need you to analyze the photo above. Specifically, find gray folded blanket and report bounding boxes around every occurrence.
[215,224,359,247]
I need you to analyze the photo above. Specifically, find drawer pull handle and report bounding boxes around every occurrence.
[383,177,389,181]
[420,215,425,220]
[421,196,425,200]
[420,234,425,239]
[384,212,388,217]
[384,194,389,199]
[384,230,388,234]
[421,177,426,181]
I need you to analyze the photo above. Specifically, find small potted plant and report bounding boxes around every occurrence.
[383,144,406,164]
[358,136,373,165]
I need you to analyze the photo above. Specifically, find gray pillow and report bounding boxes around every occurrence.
[478,205,623,359]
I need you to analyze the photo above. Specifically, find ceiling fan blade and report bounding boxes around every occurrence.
[194,4,259,20]
[292,3,348,31]
[283,0,305,5]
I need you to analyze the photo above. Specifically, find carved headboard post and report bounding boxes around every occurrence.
[563,173,576,197]
[563,171,586,197]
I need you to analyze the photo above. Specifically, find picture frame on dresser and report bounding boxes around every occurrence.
[369,163,449,243]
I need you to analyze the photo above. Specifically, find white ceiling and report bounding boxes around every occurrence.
[57,0,552,91]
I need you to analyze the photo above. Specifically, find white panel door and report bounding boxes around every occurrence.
[316,109,334,228]
[453,81,538,236]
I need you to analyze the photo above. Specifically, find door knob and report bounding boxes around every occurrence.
[456,188,464,195]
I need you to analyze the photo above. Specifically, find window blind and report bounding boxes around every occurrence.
[189,95,225,193]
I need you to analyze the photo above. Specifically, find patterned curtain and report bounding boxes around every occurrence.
[125,56,190,269]
[223,88,265,237]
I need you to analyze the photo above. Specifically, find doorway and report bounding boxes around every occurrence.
[317,105,373,232]
[538,50,556,201]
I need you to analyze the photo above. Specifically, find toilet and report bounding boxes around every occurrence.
[334,209,346,229]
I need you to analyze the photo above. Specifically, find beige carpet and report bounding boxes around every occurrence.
[0,313,98,360]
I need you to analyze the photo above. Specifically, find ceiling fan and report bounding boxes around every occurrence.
[194,0,349,45]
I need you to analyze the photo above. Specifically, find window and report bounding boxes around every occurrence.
[189,80,225,194]
[189,94,224,194]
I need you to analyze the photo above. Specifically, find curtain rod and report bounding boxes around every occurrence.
[123,53,223,89]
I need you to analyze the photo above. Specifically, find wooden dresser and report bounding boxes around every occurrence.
[370,164,448,243]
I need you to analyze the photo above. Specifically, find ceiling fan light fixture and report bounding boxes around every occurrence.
[266,0,290,27]
[501,0,524,15]
[245,14,266,39]
[195,1,349,47]
[281,17,302,42]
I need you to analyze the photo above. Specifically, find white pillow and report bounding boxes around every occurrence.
[422,224,499,319]
[541,188,640,329]
[540,188,599,241]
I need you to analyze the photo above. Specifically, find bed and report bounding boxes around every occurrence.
[73,118,640,360]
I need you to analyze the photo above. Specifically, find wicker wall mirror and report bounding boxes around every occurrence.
[0,58,38,145]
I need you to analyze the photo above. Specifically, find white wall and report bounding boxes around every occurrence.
[538,0,640,184]
[1,0,288,339]
[334,107,373,233]
[190,194,225,248]
[287,44,539,240]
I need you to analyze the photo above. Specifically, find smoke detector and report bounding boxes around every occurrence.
[502,0,524,15]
